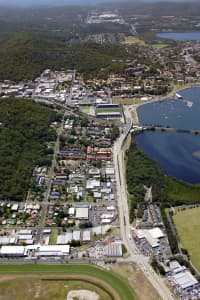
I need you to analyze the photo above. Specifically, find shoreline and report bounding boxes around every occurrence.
[129,84,191,125]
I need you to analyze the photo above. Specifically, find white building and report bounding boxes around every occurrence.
[104,242,122,257]
[0,246,27,256]
[82,231,91,242]
[171,270,199,292]
[68,207,75,216]
[72,231,81,241]
[76,207,89,220]
[35,245,70,256]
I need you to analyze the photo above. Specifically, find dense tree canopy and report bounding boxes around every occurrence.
[0,98,57,201]
[0,33,130,81]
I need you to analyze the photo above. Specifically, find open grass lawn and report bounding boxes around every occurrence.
[173,207,200,272]
[96,108,122,114]
[122,36,145,45]
[49,228,58,245]
[81,106,91,115]
[152,44,169,49]
[112,98,134,105]
[0,264,135,300]
[0,278,112,300]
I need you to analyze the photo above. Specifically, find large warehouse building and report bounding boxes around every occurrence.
[0,244,70,257]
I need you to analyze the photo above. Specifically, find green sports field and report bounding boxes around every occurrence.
[173,207,200,272]
[96,108,122,114]
[0,264,135,300]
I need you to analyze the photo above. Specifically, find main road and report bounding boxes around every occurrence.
[35,117,64,243]
[113,106,174,300]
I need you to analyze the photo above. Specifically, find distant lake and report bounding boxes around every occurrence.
[136,88,200,183]
[157,32,200,41]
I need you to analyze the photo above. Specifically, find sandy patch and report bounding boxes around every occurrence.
[67,289,99,300]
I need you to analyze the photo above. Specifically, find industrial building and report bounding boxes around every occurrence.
[104,242,122,257]
[0,246,27,257]
[134,227,164,248]
[171,270,198,292]
[0,244,70,257]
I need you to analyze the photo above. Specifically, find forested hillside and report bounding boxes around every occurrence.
[0,32,130,81]
[0,98,58,201]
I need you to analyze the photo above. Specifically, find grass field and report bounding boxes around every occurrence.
[122,36,145,45]
[49,228,58,245]
[173,207,200,272]
[96,108,122,114]
[81,106,91,115]
[112,98,134,105]
[0,278,112,300]
[152,44,168,49]
[0,264,135,300]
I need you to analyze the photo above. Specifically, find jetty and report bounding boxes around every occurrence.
[132,124,200,135]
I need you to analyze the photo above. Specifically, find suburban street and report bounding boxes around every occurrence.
[35,125,61,243]
[113,106,175,300]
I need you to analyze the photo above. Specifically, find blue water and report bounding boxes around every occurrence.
[137,88,200,131]
[136,88,200,183]
[157,32,200,41]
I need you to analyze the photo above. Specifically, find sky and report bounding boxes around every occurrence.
[0,0,192,6]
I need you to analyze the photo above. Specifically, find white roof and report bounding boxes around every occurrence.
[35,245,70,255]
[86,180,100,189]
[9,237,17,244]
[43,229,51,234]
[0,246,25,255]
[104,242,122,257]
[72,231,81,241]
[172,270,198,290]
[82,230,91,242]
[65,232,73,243]
[107,206,115,211]
[57,235,67,245]
[149,228,164,239]
[169,260,182,271]
[11,204,19,211]
[135,229,144,239]
[0,237,10,245]
[105,168,115,175]
[19,229,32,235]
[57,232,73,244]
[24,239,34,245]
[93,192,101,198]
[18,235,33,240]
[68,207,75,215]
[76,207,88,219]
[92,226,102,235]
[136,229,159,248]
[101,188,111,194]
[101,213,113,219]
[101,219,111,224]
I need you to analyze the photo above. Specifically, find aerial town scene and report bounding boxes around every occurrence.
[0,0,200,300]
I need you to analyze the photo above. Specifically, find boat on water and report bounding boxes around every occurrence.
[175,93,183,99]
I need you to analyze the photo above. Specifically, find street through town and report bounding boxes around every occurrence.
[113,106,175,300]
